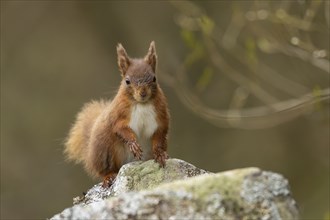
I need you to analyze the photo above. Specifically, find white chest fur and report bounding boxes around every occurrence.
[127,103,158,161]
[129,103,158,146]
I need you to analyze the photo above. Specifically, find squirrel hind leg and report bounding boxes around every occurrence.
[102,172,118,188]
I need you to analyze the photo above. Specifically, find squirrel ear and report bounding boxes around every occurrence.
[144,41,157,72]
[117,43,131,76]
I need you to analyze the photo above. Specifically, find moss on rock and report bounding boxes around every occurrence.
[53,159,299,220]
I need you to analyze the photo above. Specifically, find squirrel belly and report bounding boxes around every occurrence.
[128,103,158,160]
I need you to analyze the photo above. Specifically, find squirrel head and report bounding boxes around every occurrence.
[117,41,158,103]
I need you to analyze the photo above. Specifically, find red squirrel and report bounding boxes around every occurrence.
[65,41,170,187]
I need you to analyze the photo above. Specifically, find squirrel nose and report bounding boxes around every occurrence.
[140,91,147,98]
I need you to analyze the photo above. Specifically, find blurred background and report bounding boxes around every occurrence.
[1,1,329,219]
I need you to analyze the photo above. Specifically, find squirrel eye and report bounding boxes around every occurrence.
[125,79,131,85]
[153,76,156,82]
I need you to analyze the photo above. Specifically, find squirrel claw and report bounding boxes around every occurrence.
[128,141,143,160]
[102,173,117,188]
[154,151,168,168]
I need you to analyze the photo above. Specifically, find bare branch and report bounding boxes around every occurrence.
[168,0,329,129]
[162,67,329,129]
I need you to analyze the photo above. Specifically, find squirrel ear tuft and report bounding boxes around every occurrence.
[144,41,157,72]
[117,43,130,76]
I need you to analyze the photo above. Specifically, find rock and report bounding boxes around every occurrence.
[74,158,209,205]
[52,159,299,220]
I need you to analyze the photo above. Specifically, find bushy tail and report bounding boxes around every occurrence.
[64,99,110,164]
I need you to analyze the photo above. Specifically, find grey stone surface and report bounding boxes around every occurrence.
[74,158,208,205]
[52,159,299,220]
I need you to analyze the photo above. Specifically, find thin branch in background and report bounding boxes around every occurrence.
[167,65,329,129]
[205,38,280,106]
[214,8,311,97]
[250,25,329,73]
[167,1,329,129]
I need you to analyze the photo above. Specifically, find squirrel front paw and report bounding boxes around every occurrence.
[128,140,143,160]
[154,149,169,168]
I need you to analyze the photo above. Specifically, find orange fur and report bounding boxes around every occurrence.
[65,42,170,186]
[64,100,110,164]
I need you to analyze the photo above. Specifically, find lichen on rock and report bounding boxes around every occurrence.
[74,158,208,205]
[52,159,299,220]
